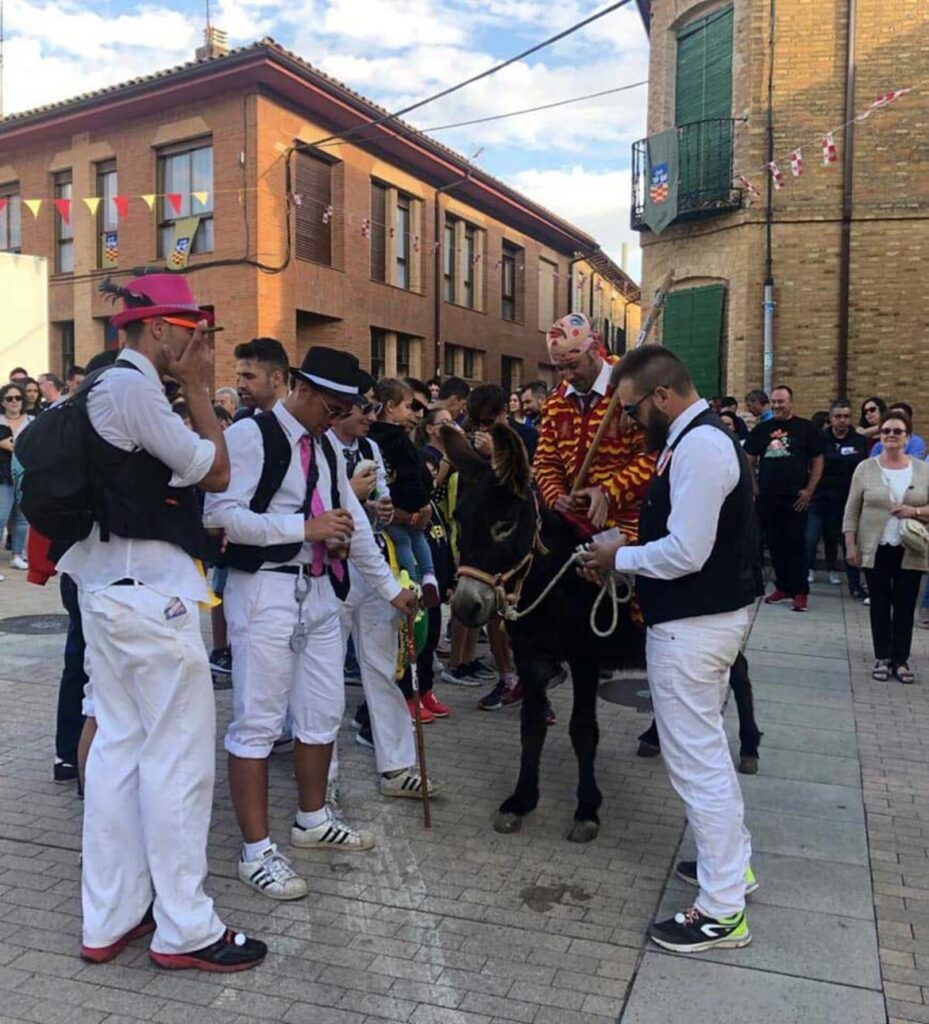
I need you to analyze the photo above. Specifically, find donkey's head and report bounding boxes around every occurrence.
[444,423,538,627]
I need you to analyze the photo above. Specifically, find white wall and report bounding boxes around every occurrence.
[0,253,49,381]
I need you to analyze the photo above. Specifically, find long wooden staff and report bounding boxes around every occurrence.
[404,615,431,829]
[570,269,675,496]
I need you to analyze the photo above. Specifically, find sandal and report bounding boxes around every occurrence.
[872,660,891,681]
[894,662,915,684]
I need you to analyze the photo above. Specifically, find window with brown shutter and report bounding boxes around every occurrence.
[294,152,332,265]
[370,182,387,282]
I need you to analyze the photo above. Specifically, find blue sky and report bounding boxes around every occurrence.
[5,0,649,277]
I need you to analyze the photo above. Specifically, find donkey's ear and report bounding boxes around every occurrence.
[491,423,531,495]
[441,425,490,482]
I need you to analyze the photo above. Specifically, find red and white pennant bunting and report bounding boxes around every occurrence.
[322,204,333,224]
[821,133,837,165]
[767,161,785,190]
[788,148,804,177]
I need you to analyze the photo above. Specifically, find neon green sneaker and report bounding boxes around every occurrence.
[675,860,759,895]
[650,906,751,953]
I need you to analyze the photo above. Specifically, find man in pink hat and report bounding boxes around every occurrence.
[58,273,266,972]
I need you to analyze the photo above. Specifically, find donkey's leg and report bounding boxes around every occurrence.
[730,651,762,773]
[495,656,550,834]
[567,653,602,843]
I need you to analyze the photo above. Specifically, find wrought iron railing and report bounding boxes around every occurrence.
[631,118,743,230]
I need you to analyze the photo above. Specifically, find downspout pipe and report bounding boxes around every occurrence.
[836,0,856,398]
[433,174,470,376]
[762,0,776,395]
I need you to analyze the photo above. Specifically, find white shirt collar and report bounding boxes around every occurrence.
[666,398,710,449]
[564,358,611,400]
[272,399,307,447]
[117,347,162,388]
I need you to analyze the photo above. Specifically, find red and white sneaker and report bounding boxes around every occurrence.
[792,594,808,612]
[407,698,435,724]
[420,691,450,718]
[149,928,267,972]
[764,589,791,604]
[81,905,155,964]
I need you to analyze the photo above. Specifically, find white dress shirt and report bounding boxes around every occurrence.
[57,348,216,602]
[616,399,741,580]
[204,401,400,603]
[564,359,612,405]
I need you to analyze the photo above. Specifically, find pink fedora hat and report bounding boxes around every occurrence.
[101,274,215,329]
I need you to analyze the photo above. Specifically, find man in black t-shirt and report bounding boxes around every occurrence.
[744,385,824,611]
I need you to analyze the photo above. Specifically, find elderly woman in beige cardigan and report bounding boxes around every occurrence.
[844,411,929,683]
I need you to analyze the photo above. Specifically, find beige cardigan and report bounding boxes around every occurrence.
[842,456,929,570]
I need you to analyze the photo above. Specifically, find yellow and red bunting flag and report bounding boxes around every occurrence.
[113,196,130,219]
[54,198,72,224]
[166,193,183,215]
[0,198,7,215]
[24,199,42,218]
[141,194,157,211]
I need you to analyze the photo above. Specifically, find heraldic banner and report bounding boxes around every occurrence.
[643,128,679,235]
[165,216,201,271]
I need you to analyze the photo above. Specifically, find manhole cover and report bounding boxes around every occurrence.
[599,676,651,711]
[0,614,70,635]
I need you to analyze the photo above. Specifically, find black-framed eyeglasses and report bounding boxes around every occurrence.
[622,387,658,420]
[880,427,906,436]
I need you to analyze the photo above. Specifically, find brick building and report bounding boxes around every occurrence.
[632,1,928,419]
[0,36,640,389]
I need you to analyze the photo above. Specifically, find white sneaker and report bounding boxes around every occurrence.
[807,570,816,584]
[10,555,28,571]
[238,844,307,900]
[828,572,841,585]
[291,809,374,852]
[380,767,441,800]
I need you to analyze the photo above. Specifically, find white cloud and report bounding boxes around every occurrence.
[507,165,642,280]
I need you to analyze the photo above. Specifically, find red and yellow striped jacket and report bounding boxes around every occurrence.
[534,358,656,541]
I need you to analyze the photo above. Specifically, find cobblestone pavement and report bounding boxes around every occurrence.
[0,567,923,1023]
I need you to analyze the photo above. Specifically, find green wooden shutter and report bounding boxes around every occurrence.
[676,7,733,202]
[662,285,726,398]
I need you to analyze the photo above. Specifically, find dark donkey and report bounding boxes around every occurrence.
[445,423,645,843]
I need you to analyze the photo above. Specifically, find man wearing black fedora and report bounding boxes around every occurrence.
[204,346,418,900]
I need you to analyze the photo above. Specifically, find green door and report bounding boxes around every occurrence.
[675,7,733,206]
[662,285,726,398]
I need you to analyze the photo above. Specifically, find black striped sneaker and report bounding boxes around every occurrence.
[290,810,375,852]
[237,844,307,900]
[379,767,440,800]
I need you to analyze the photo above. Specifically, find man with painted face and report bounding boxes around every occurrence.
[533,312,654,540]
[580,345,763,956]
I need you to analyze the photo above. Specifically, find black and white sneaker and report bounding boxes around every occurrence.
[355,721,375,749]
[53,759,78,783]
[237,844,307,900]
[650,905,751,953]
[209,647,232,674]
[675,860,759,895]
[291,809,374,851]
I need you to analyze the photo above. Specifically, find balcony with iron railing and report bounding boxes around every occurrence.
[631,118,743,231]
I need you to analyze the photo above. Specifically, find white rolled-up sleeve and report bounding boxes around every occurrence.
[203,419,305,545]
[615,428,740,580]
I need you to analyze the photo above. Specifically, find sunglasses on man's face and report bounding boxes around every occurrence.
[622,387,658,420]
[880,427,906,436]
[317,392,353,421]
[361,401,383,417]
[411,399,428,414]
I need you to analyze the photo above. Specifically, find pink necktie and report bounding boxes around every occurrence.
[299,436,345,582]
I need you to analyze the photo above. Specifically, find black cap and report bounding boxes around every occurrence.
[290,346,363,405]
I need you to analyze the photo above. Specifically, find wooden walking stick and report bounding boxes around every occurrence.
[404,614,432,829]
[570,269,675,496]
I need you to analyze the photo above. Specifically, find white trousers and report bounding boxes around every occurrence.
[647,607,752,919]
[80,584,224,954]
[335,572,413,776]
[224,570,343,757]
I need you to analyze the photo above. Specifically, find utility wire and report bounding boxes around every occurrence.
[302,0,635,151]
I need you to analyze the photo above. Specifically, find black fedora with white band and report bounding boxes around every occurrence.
[291,346,364,404]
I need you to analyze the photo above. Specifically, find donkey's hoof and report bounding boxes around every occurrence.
[567,819,600,843]
[493,812,523,834]
[738,756,759,775]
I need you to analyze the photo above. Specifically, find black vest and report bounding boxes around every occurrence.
[223,413,350,599]
[87,363,208,561]
[636,408,763,627]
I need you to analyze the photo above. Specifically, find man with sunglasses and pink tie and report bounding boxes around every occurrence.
[204,347,418,902]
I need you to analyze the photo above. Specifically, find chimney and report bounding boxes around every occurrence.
[620,242,631,273]
[196,26,229,60]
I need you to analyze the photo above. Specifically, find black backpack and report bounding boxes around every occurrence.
[15,360,138,545]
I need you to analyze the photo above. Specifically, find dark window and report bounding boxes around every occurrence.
[157,141,213,257]
[501,356,522,393]
[54,171,74,274]
[443,219,456,302]
[294,151,332,265]
[395,194,411,290]
[0,184,21,253]
[396,334,411,377]
[463,225,476,309]
[444,343,457,377]
[58,321,75,377]
[96,160,118,269]
[370,182,387,282]
[370,328,387,378]
[501,242,522,321]
[463,348,476,379]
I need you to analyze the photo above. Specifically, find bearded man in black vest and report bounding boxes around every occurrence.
[581,346,763,955]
